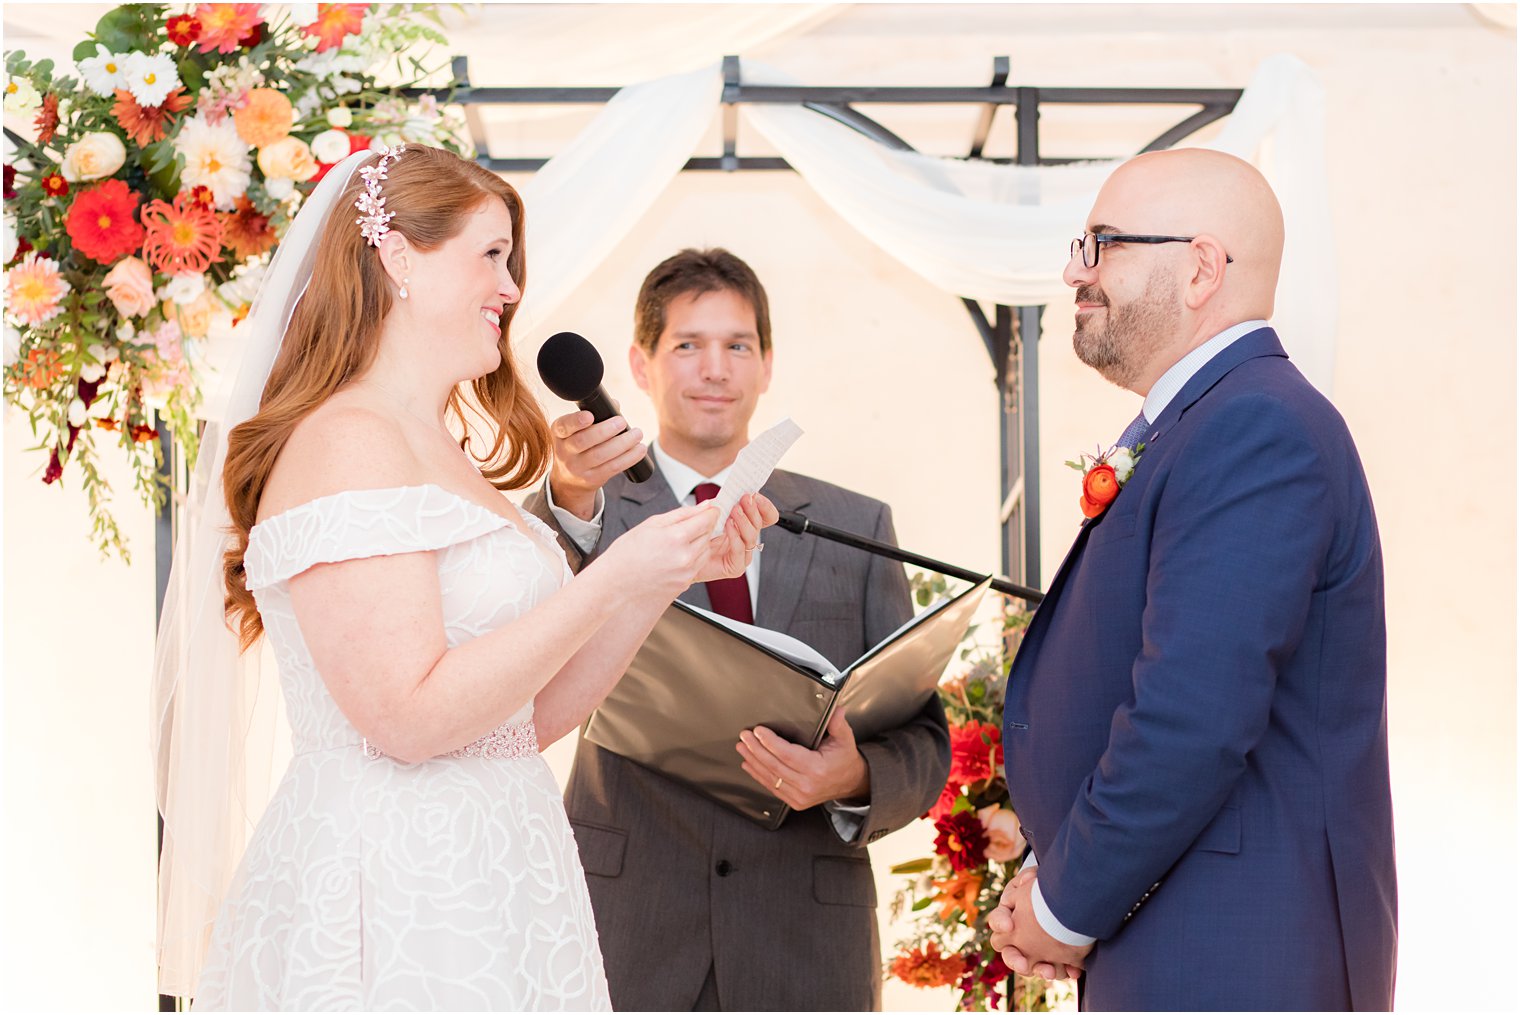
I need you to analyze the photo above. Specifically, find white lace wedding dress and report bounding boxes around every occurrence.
[194,485,611,1011]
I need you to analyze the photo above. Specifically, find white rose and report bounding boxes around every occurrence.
[68,398,87,427]
[3,324,20,368]
[60,132,127,183]
[163,273,207,305]
[310,129,351,164]
[326,105,353,128]
[265,176,294,199]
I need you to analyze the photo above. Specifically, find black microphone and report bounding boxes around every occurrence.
[536,331,654,484]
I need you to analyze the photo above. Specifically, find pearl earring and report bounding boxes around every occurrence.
[399,277,409,300]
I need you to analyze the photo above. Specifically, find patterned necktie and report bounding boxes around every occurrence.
[693,482,754,624]
[1116,411,1150,451]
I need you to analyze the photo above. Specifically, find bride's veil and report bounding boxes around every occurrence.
[150,148,380,997]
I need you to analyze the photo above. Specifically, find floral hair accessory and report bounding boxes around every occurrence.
[354,143,405,246]
[1067,442,1142,519]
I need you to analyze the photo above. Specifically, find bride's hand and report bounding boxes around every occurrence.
[697,493,779,584]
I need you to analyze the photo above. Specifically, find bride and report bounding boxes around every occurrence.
[152,143,774,1010]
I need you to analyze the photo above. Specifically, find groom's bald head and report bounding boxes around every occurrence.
[1065,149,1286,393]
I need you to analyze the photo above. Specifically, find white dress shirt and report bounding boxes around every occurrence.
[1028,319,1268,947]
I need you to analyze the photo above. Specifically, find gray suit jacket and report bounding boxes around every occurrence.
[524,462,950,1011]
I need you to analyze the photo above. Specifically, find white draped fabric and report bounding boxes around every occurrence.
[515,53,1337,391]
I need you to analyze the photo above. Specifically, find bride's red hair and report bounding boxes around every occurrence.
[222,145,549,648]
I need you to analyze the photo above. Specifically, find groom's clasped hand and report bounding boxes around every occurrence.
[987,868,1090,982]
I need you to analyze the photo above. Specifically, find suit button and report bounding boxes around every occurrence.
[715,860,734,877]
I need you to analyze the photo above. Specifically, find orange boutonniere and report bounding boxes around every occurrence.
[1067,443,1143,519]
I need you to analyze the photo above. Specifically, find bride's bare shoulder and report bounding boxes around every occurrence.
[258,396,423,521]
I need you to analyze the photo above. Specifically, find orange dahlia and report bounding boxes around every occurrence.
[221,196,276,259]
[141,191,224,275]
[232,88,292,148]
[194,3,263,55]
[64,179,146,264]
[112,86,193,145]
[303,4,367,53]
[890,941,969,989]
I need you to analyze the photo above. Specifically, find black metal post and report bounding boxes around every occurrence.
[153,417,181,1013]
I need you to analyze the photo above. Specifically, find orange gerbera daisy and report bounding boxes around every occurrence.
[64,179,146,264]
[302,4,367,53]
[221,196,276,259]
[194,3,263,55]
[6,253,72,326]
[889,941,969,989]
[112,86,194,145]
[141,191,225,275]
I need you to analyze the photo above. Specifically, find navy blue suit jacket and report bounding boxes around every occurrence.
[1003,328,1397,1010]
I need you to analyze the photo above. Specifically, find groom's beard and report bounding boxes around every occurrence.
[1072,273,1179,392]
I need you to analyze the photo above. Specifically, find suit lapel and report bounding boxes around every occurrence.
[754,470,814,633]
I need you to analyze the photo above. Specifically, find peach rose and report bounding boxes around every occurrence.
[102,256,156,317]
[162,289,217,338]
[233,88,293,148]
[61,131,127,182]
[977,805,1025,863]
[257,136,318,182]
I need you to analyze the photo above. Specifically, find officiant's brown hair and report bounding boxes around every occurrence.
[220,145,550,648]
[634,247,772,354]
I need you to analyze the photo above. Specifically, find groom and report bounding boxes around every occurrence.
[989,149,1397,1009]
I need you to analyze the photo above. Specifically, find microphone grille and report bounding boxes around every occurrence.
[537,331,604,402]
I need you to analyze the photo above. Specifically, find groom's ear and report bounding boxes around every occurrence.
[376,231,412,290]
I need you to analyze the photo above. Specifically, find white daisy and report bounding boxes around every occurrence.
[174,114,252,210]
[123,51,180,108]
[77,44,130,98]
[4,76,40,115]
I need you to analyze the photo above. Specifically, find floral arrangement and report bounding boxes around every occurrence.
[3,3,467,558]
[887,574,1073,1012]
[1067,443,1141,520]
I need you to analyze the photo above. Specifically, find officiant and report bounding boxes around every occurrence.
[524,247,950,1011]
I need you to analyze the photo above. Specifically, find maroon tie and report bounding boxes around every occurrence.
[694,482,754,624]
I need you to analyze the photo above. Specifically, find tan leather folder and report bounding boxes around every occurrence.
[582,578,992,829]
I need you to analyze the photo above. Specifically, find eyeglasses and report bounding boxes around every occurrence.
[1070,232,1233,268]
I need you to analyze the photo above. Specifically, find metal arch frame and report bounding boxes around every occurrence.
[418,54,1241,585]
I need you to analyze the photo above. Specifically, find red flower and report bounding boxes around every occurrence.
[34,93,60,145]
[41,173,68,198]
[949,720,1003,787]
[890,941,970,989]
[221,195,276,259]
[302,4,367,52]
[8,236,33,266]
[187,185,216,209]
[924,780,960,823]
[64,179,147,264]
[165,13,201,46]
[194,3,263,54]
[933,811,990,872]
[3,164,15,200]
[141,190,224,275]
[112,87,194,146]
[1081,462,1119,518]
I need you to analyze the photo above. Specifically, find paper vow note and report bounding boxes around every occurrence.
[709,417,803,536]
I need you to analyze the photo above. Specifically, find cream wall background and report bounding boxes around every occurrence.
[3,4,1515,1011]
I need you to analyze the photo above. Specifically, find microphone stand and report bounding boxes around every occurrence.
[775,511,1044,605]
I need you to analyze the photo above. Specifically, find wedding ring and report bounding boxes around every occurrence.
[774,777,784,790]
